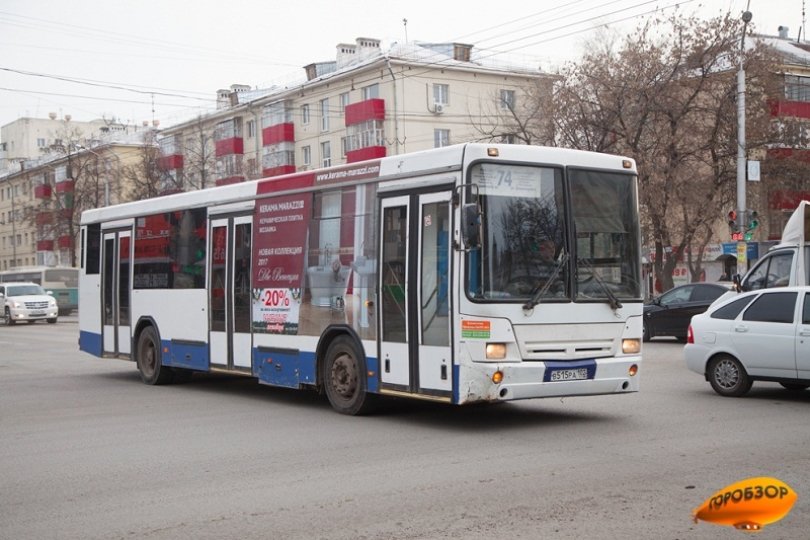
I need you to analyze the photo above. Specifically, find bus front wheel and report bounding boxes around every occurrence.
[136,326,173,385]
[323,336,375,415]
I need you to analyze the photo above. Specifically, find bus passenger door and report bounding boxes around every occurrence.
[102,229,131,356]
[209,216,253,370]
[379,191,452,397]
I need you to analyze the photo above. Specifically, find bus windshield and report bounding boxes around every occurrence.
[467,163,641,303]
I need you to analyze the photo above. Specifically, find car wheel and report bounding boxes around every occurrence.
[47,318,57,324]
[4,307,14,325]
[707,355,752,397]
[779,382,810,391]
[136,326,173,385]
[642,321,651,342]
[323,335,375,415]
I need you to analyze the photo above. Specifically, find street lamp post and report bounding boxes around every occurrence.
[736,6,753,276]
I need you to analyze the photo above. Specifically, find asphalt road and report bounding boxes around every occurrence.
[1,317,808,539]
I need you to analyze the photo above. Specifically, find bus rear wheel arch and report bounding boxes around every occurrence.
[322,335,375,415]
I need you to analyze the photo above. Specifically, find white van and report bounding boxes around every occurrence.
[0,282,59,325]
[735,200,809,291]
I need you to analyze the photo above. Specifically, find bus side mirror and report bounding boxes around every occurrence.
[461,203,481,249]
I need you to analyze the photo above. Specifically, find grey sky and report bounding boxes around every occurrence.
[0,0,803,130]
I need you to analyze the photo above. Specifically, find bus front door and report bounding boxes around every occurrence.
[102,229,131,357]
[209,216,253,371]
[379,191,452,398]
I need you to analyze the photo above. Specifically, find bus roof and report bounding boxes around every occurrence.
[81,143,636,226]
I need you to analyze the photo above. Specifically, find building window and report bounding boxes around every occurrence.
[785,75,810,102]
[247,120,256,138]
[500,89,515,110]
[500,134,518,144]
[339,92,350,112]
[320,98,330,132]
[361,84,379,100]
[341,136,348,157]
[433,84,449,105]
[434,129,450,148]
[321,141,331,168]
[37,138,46,148]
[302,104,310,124]
[302,145,311,166]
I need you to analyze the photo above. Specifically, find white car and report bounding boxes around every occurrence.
[0,282,59,325]
[684,286,810,396]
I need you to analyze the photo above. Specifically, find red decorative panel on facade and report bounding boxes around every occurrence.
[58,235,73,249]
[346,146,386,163]
[55,180,75,194]
[59,208,73,219]
[158,154,184,170]
[766,148,810,162]
[35,184,52,198]
[36,212,53,225]
[262,123,295,145]
[769,99,810,119]
[768,189,810,210]
[261,165,297,178]
[215,137,244,157]
[344,98,385,126]
[36,240,54,251]
[214,176,245,186]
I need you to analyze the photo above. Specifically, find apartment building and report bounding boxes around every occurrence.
[156,37,552,193]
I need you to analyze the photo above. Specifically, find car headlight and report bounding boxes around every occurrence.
[12,301,22,308]
[49,300,57,307]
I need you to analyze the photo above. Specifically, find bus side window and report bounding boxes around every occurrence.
[86,223,101,275]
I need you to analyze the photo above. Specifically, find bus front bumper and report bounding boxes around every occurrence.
[459,356,641,404]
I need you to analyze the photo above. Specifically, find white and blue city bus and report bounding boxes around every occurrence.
[78,143,643,414]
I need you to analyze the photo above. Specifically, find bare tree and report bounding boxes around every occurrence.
[541,12,778,290]
[471,78,557,145]
[123,133,163,200]
[181,115,217,191]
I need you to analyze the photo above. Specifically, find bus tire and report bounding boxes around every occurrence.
[323,335,375,415]
[136,326,173,385]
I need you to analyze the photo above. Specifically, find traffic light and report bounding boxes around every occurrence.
[747,210,759,231]
[727,209,737,229]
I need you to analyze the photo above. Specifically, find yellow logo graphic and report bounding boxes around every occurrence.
[693,477,797,531]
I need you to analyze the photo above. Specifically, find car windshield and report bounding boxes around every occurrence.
[6,285,46,296]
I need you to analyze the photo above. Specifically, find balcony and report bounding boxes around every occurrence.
[262,165,296,178]
[770,99,810,119]
[215,176,245,186]
[35,184,52,199]
[262,123,295,145]
[215,137,244,157]
[158,154,184,170]
[36,240,54,251]
[58,235,73,249]
[346,146,386,163]
[55,180,75,194]
[345,98,385,126]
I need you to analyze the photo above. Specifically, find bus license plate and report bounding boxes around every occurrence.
[550,368,589,382]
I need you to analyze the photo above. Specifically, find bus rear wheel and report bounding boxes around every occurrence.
[323,336,374,415]
[136,326,173,385]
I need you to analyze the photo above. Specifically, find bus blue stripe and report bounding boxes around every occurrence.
[79,331,103,357]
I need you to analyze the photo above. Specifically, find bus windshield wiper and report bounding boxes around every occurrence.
[577,257,623,311]
[523,252,568,311]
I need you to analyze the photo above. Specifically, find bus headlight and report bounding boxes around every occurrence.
[622,339,641,354]
[485,343,507,360]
